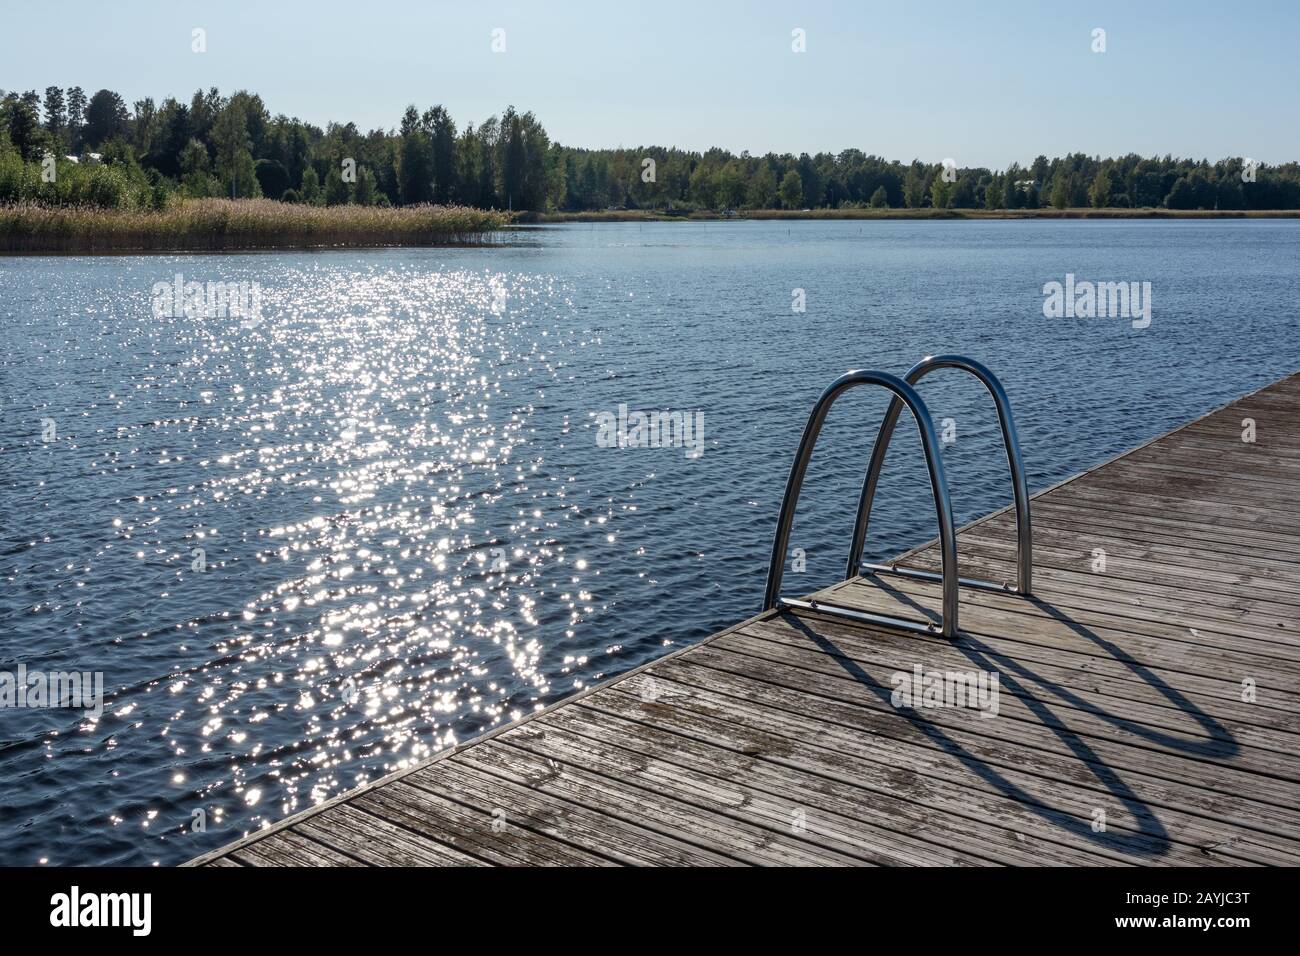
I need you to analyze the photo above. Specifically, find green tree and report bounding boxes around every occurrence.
[152,102,192,178]
[1088,167,1113,208]
[1030,154,1049,186]
[950,174,976,208]
[1050,174,1070,209]
[796,153,822,207]
[179,137,210,176]
[1164,174,1214,210]
[179,137,218,196]
[495,107,527,208]
[455,123,484,206]
[423,105,457,203]
[43,87,65,143]
[747,163,777,208]
[778,169,803,209]
[65,86,86,148]
[300,165,321,204]
[82,89,129,148]
[132,97,157,157]
[4,96,50,161]
[930,170,953,208]
[688,163,716,208]
[1003,164,1022,209]
[716,160,746,210]
[355,165,378,205]
[1165,178,1195,209]
[983,176,1002,210]
[398,106,434,205]
[903,164,927,208]
[228,151,261,198]
[516,111,550,210]
[211,97,260,197]
[1132,170,1164,207]
[285,123,310,192]
[662,153,690,206]
[1216,178,1244,210]
[869,185,889,208]
[324,165,350,205]
[254,158,290,199]
[1068,173,1089,207]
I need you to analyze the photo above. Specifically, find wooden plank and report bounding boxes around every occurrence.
[897,550,1300,637]
[590,674,1294,866]
[515,706,1123,866]
[830,576,1300,686]
[293,803,487,866]
[933,533,1300,605]
[905,539,1300,618]
[1047,486,1300,543]
[454,740,868,866]
[879,561,1300,656]
[580,683,1271,866]
[751,610,1299,728]
[406,761,744,866]
[980,504,1300,567]
[487,721,1006,866]
[353,779,617,866]
[961,513,1300,589]
[229,829,363,867]
[725,627,1300,754]
[1062,476,1300,526]
[660,648,1300,821]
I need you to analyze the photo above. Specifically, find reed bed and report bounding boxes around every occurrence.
[0,198,508,253]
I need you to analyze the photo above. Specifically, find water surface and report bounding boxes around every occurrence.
[2,219,1297,864]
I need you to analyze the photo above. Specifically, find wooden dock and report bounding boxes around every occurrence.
[190,372,1300,867]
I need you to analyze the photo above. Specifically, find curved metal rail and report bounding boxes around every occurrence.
[845,354,1032,595]
[764,370,959,638]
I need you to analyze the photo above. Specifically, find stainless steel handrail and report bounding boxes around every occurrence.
[845,354,1032,595]
[763,370,959,638]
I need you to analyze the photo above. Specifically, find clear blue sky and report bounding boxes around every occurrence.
[3,0,1297,168]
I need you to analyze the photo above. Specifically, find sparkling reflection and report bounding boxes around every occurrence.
[1,257,633,864]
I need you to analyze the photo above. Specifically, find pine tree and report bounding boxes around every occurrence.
[43,87,65,144]
[65,88,85,124]
[1003,166,1022,209]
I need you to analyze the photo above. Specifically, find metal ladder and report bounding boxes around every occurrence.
[763,356,1032,639]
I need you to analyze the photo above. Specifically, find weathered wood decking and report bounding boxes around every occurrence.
[190,372,1300,867]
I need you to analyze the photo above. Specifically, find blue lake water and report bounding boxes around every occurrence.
[1,219,1298,865]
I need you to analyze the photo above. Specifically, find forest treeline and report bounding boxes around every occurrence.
[3,85,1300,213]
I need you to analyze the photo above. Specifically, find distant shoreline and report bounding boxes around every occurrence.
[529,207,1300,223]
[5,200,1297,255]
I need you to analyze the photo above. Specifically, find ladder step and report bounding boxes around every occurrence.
[777,598,944,636]
[859,562,1016,594]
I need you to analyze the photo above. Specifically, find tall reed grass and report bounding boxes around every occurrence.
[0,198,508,252]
